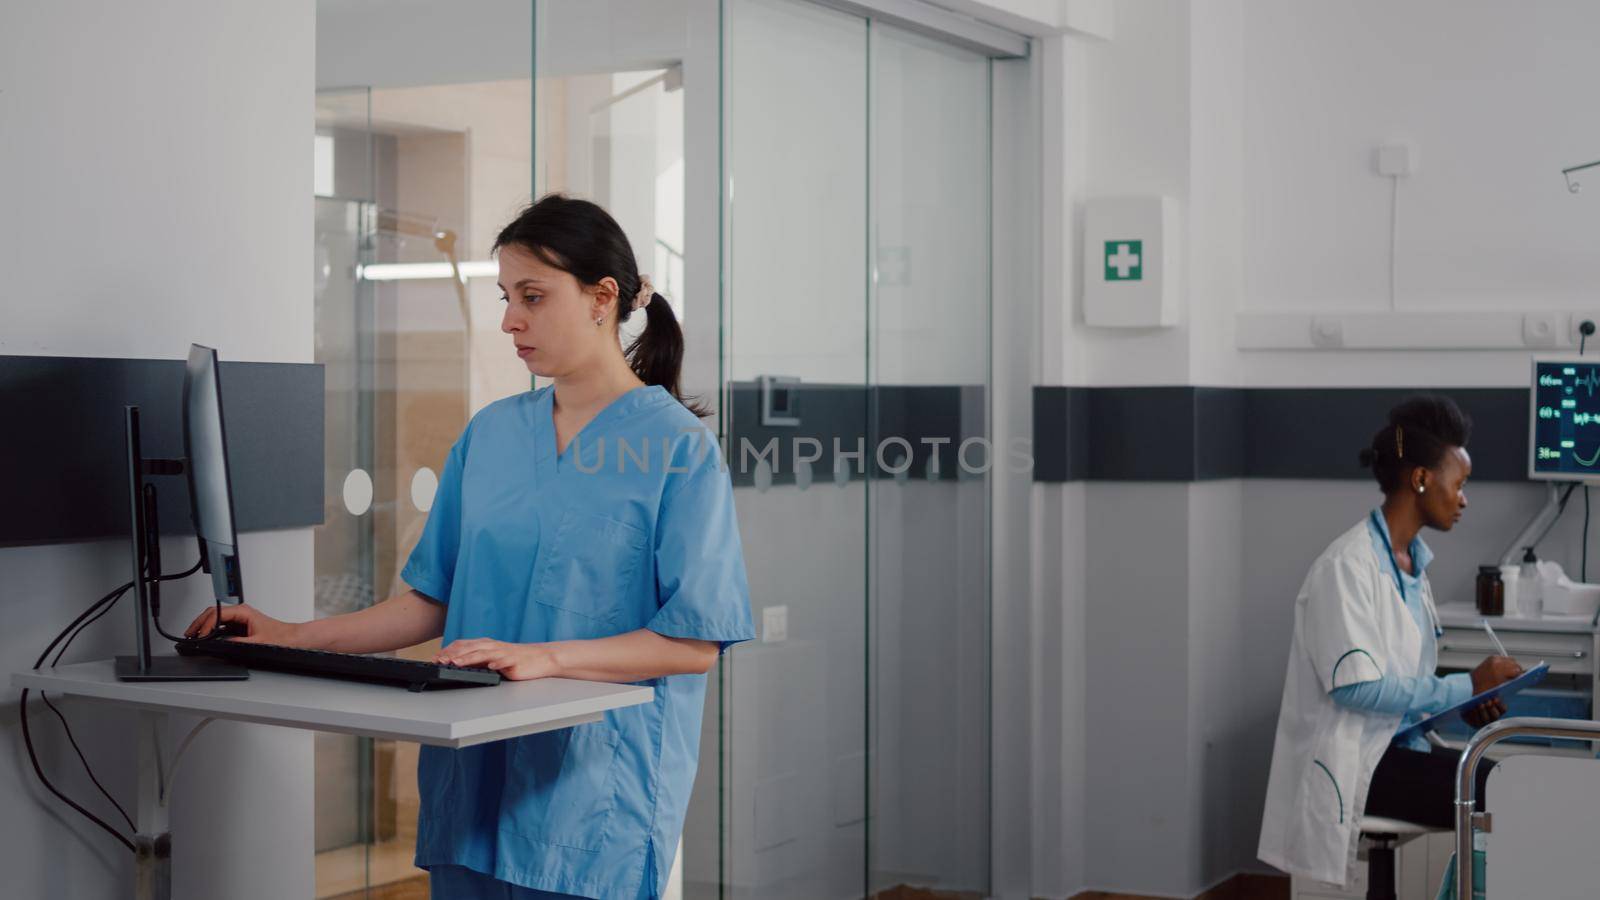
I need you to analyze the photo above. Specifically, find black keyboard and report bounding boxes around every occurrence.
[174,639,501,692]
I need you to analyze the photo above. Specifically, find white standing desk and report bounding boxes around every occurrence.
[13,659,654,900]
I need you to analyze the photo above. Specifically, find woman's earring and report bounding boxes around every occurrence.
[595,316,604,327]
[1417,484,1426,494]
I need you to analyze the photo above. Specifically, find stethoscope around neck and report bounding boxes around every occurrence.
[1370,509,1443,638]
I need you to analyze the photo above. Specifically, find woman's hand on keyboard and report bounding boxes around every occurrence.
[183,603,302,646]
[434,638,556,681]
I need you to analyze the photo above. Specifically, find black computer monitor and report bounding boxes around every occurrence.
[114,344,249,681]
[184,344,243,603]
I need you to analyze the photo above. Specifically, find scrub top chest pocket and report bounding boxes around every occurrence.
[532,510,650,625]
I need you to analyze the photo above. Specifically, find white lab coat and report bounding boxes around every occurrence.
[1258,519,1435,887]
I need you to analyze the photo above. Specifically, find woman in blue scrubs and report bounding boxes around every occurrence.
[187,194,756,899]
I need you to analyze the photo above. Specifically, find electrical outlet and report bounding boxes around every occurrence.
[1310,317,1345,348]
[1376,141,1418,177]
[1523,313,1560,349]
[762,605,788,644]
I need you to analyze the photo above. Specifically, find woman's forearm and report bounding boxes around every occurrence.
[433,627,720,681]
[546,629,719,682]
[296,590,447,654]
[1329,672,1472,717]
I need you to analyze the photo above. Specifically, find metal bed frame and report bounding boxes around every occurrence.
[1454,716,1600,900]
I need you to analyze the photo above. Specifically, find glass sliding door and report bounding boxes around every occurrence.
[531,3,719,897]
[721,1,994,898]
[722,0,871,895]
[313,1,539,894]
[312,87,381,898]
[866,24,992,898]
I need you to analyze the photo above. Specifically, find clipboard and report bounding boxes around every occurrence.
[1394,662,1550,744]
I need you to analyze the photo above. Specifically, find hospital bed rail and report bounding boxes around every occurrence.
[1454,716,1600,900]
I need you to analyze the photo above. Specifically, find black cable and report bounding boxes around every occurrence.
[34,582,132,670]
[22,556,206,856]
[52,596,123,667]
[1585,486,1591,584]
[1556,480,1579,517]
[39,692,135,832]
[53,557,203,666]
[44,557,205,822]
[21,582,136,853]
[18,691,136,853]
[148,556,204,644]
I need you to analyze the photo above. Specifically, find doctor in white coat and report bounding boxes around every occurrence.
[1259,395,1523,888]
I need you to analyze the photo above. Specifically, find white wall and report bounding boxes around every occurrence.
[1229,0,1600,387]
[1240,1,1600,316]
[0,1,315,898]
[317,0,533,90]
[1071,0,1194,387]
[1080,483,1197,894]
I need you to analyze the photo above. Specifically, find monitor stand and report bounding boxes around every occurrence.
[116,405,248,683]
[114,654,248,681]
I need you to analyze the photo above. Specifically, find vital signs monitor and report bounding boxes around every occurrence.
[1530,357,1600,481]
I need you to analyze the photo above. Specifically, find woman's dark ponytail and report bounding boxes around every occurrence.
[622,291,694,410]
[493,194,707,417]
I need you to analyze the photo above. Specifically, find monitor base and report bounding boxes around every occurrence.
[115,655,249,682]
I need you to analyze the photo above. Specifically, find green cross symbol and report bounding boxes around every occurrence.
[1105,240,1143,281]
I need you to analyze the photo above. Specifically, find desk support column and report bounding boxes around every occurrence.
[134,709,172,900]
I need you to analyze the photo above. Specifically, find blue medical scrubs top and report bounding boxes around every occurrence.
[400,385,755,899]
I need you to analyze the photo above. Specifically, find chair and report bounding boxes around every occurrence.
[1359,815,1448,900]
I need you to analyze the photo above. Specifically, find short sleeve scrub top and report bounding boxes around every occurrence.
[400,385,756,899]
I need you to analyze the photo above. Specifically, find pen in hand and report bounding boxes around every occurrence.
[1481,619,1509,658]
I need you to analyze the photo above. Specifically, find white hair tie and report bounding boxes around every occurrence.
[634,275,654,311]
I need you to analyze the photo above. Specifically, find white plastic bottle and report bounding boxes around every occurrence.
[1500,563,1522,616]
[1521,547,1544,618]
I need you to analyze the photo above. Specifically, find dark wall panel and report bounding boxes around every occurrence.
[1032,386,1527,483]
[0,356,324,547]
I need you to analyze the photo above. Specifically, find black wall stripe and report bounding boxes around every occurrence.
[723,384,1525,486]
[1087,387,1200,481]
[14,362,1504,545]
[0,356,325,547]
[724,382,984,486]
[1196,387,1248,480]
[1033,386,1529,483]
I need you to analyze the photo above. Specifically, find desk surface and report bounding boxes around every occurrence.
[12,659,654,748]
[1437,603,1599,635]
